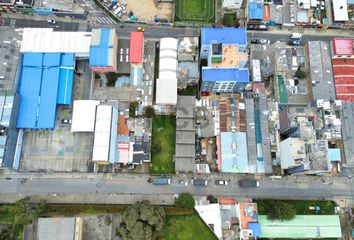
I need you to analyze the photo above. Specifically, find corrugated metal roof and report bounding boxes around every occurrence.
[89,28,116,67]
[71,100,100,132]
[130,32,144,64]
[37,218,76,240]
[248,2,264,20]
[202,68,249,83]
[221,131,249,173]
[201,28,247,46]
[332,38,353,56]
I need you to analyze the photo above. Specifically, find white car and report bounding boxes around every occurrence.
[47,19,56,24]
[259,39,270,44]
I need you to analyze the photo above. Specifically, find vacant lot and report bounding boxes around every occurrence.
[257,199,337,215]
[175,0,214,22]
[163,213,217,240]
[150,115,176,174]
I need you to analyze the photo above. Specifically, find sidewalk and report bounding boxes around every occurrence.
[253,26,354,37]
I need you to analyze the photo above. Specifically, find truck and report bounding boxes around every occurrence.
[238,179,260,188]
[290,32,302,39]
[152,178,171,185]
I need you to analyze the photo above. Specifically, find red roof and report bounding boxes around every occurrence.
[263,5,270,21]
[332,38,354,56]
[332,56,354,101]
[129,32,144,64]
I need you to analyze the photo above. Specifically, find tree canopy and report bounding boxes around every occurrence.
[144,106,156,118]
[295,69,307,79]
[222,13,239,27]
[117,201,165,240]
[267,200,296,221]
[175,193,195,209]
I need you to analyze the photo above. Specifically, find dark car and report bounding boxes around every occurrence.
[288,39,303,46]
[250,39,270,44]
[193,179,208,186]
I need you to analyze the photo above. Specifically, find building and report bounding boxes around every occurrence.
[33,0,86,19]
[332,0,349,22]
[90,28,118,73]
[248,0,264,20]
[195,204,223,240]
[71,100,100,132]
[222,0,243,9]
[129,32,144,64]
[331,38,354,101]
[175,96,195,172]
[200,28,249,93]
[308,41,336,101]
[92,104,118,164]
[0,0,16,12]
[156,37,178,105]
[340,101,354,167]
[280,137,309,174]
[258,215,342,239]
[177,37,199,88]
[237,202,262,239]
[16,52,75,129]
[37,217,83,240]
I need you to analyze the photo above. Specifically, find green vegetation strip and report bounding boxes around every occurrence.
[150,115,176,174]
[256,199,336,215]
[163,212,217,240]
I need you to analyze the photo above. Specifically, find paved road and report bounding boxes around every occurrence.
[0,174,353,204]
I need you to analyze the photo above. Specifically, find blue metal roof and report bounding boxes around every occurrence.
[328,148,341,162]
[202,68,249,83]
[17,52,75,129]
[89,28,113,67]
[130,65,143,86]
[248,2,264,20]
[248,222,262,237]
[201,28,247,46]
[221,131,249,173]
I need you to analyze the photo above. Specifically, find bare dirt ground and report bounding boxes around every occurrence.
[119,0,173,22]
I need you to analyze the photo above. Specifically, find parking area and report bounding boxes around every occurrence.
[20,129,92,172]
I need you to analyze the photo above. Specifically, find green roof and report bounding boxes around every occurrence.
[258,215,342,239]
[276,74,288,104]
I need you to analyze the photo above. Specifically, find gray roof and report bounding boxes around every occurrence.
[37,218,76,240]
[177,118,195,131]
[176,131,195,144]
[175,157,195,172]
[308,41,336,101]
[175,144,195,158]
[245,98,257,174]
[340,102,354,167]
[177,96,195,118]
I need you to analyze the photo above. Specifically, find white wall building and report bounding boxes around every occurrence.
[71,100,100,132]
[222,0,243,9]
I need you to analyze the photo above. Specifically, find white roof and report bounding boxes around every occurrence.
[195,204,223,240]
[332,0,349,21]
[20,28,92,55]
[92,105,112,161]
[156,37,178,105]
[71,100,100,132]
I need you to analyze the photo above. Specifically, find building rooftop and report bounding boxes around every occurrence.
[195,204,223,240]
[201,28,247,46]
[129,32,144,64]
[332,38,353,56]
[248,1,264,19]
[37,217,80,240]
[90,28,116,67]
[332,0,349,21]
[211,45,248,68]
[340,102,354,167]
[221,131,249,173]
[202,68,249,83]
[258,215,342,239]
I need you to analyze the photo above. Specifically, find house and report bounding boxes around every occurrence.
[37,217,83,240]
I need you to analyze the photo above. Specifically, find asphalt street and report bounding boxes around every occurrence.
[0,174,353,203]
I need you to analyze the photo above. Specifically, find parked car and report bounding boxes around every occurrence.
[250,39,270,44]
[62,119,72,124]
[47,19,56,24]
[238,179,260,188]
[152,178,171,185]
[288,39,303,46]
[137,26,145,32]
[193,179,208,186]
[215,180,229,186]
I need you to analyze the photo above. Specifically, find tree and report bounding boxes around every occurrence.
[222,13,239,27]
[106,72,119,87]
[175,193,195,209]
[267,201,296,221]
[295,69,307,79]
[144,106,155,118]
[117,201,165,240]
[0,226,13,240]
[6,197,47,225]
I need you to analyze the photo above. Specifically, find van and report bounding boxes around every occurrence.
[258,25,269,31]
[193,179,208,186]
[114,6,123,15]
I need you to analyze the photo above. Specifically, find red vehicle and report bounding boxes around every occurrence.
[201,92,210,97]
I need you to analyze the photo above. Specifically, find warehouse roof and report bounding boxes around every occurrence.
[92,105,112,161]
[258,215,342,238]
[129,32,144,64]
[202,68,249,83]
[20,28,91,56]
[332,38,353,56]
[201,28,247,46]
[37,218,78,240]
[248,2,264,19]
[90,28,115,67]
[221,131,249,173]
[71,100,100,132]
[17,53,74,129]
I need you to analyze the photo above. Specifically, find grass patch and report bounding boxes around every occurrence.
[163,212,217,240]
[0,209,14,223]
[178,84,199,96]
[256,199,337,215]
[129,101,139,117]
[150,115,176,174]
[175,0,214,23]
[12,224,24,240]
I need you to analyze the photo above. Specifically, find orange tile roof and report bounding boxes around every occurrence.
[239,203,258,229]
[218,198,236,205]
[118,116,129,136]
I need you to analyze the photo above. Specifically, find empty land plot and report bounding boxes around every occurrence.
[175,0,214,23]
